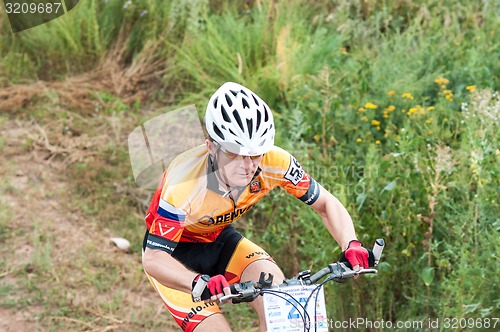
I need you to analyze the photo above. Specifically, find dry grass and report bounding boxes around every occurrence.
[0,27,168,114]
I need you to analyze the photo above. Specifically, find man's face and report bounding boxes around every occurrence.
[206,140,263,187]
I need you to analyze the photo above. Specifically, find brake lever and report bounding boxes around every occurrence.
[329,263,378,281]
[218,293,241,303]
[351,268,378,276]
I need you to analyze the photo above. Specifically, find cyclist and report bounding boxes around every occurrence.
[142,82,375,332]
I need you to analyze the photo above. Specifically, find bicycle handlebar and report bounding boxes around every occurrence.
[219,238,385,304]
[219,262,378,303]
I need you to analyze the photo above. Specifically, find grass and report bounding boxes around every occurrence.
[0,0,499,330]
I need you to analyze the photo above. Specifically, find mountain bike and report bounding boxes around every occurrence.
[219,239,385,332]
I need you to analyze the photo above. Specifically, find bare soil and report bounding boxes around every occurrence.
[0,118,178,331]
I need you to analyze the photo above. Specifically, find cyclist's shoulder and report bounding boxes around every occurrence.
[165,145,207,179]
[261,145,302,168]
[161,145,209,202]
[263,145,289,161]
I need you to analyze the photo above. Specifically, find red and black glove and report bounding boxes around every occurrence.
[339,240,375,269]
[191,274,230,302]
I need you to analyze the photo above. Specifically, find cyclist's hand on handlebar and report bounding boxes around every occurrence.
[339,240,375,271]
[192,274,231,304]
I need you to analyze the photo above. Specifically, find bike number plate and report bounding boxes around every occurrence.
[263,285,328,331]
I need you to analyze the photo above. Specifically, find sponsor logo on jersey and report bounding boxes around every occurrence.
[158,223,176,237]
[197,209,218,226]
[245,251,269,259]
[250,179,261,193]
[197,205,255,226]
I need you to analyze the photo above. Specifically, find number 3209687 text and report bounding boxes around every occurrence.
[4,1,62,14]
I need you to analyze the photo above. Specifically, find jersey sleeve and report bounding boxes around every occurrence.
[144,173,186,254]
[269,147,321,205]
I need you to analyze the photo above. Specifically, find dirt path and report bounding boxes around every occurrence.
[0,118,178,331]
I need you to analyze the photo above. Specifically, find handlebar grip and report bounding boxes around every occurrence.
[192,274,210,302]
[372,238,385,266]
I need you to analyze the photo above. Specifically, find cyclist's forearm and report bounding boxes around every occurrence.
[312,186,357,251]
[143,248,197,293]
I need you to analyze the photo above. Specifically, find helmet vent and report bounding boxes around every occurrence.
[221,105,231,122]
[233,110,244,131]
[247,119,253,139]
[264,105,269,122]
[225,93,233,107]
[258,139,266,146]
[230,89,238,96]
[242,97,250,109]
[213,97,218,109]
[252,94,260,106]
[213,123,225,140]
[240,89,248,97]
[256,111,261,131]
[235,140,243,146]
[261,128,268,137]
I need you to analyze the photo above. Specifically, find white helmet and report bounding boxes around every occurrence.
[205,82,275,156]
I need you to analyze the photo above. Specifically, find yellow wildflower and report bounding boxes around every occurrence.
[402,93,414,99]
[385,105,396,112]
[376,126,381,131]
[440,85,446,90]
[365,102,378,109]
[443,89,453,95]
[427,106,435,111]
[434,77,449,85]
[383,113,389,118]
[426,117,434,124]
[408,108,417,115]
[466,85,477,92]
[356,138,362,143]
[444,117,449,122]
[361,116,368,121]
[371,120,381,126]
[375,140,381,145]
[388,90,395,97]
[358,107,365,113]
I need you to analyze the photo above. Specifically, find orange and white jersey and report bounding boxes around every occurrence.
[144,145,320,253]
